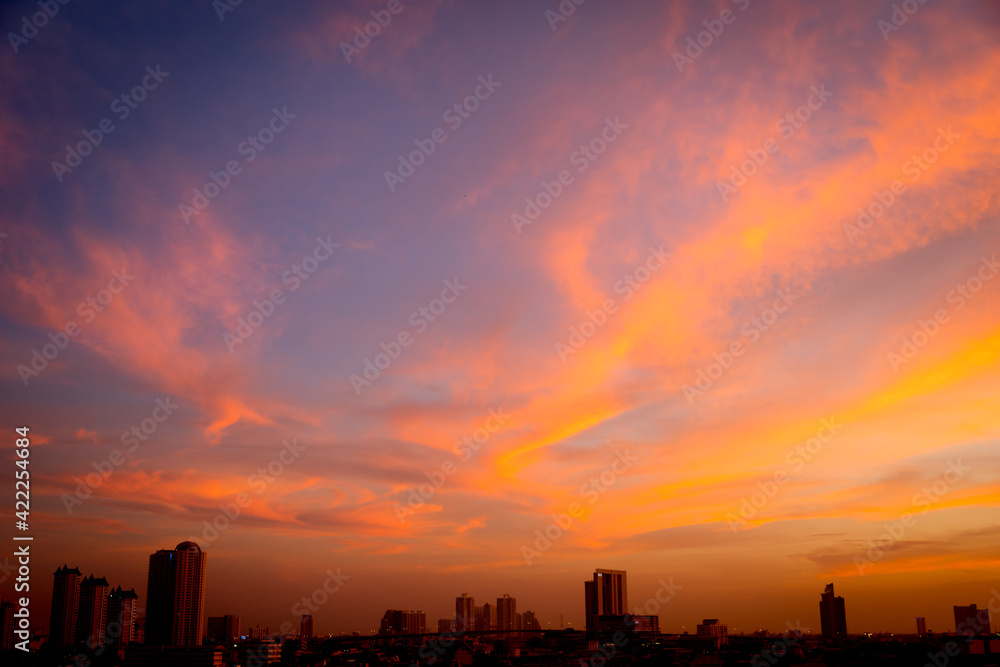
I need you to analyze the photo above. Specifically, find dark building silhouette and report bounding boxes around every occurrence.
[455,594,474,632]
[917,616,927,636]
[584,580,596,631]
[585,569,628,632]
[379,610,426,634]
[497,594,516,632]
[0,600,14,651]
[76,575,110,648]
[954,604,990,635]
[106,586,139,659]
[478,602,495,632]
[697,618,729,648]
[145,541,207,646]
[819,583,847,638]
[49,565,83,648]
[300,614,313,638]
[522,610,541,631]
[207,615,240,643]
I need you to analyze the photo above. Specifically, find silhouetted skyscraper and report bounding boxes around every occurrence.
[145,541,207,646]
[455,594,474,632]
[77,575,110,648]
[497,594,516,632]
[50,565,83,648]
[916,617,927,636]
[479,602,495,632]
[106,586,138,659]
[584,580,597,632]
[819,583,847,639]
[585,569,627,632]
[300,614,313,638]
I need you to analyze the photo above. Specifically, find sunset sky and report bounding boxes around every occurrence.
[2,0,999,638]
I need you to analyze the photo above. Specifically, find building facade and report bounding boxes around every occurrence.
[697,618,729,648]
[819,583,847,639]
[379,610,426,634]
[455,594,475,632]
[207,614,240,643]
[954,604,991,635]
[77,575,110,648]
[50,565,83,648]
[300,614,313,638]
[106,586,139,659]
[585,569,628,632]
[145,541,207,646]
[497,594,516,632]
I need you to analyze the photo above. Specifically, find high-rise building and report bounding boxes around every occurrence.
[954,604,990,635]
[595,569,628,615]
[106,586,139,659]
[585,569,627,632]
[697,618,729,649]
[50,565,83,648]
[497,594,516,632]
[819,583,847,639]
[77,575,110,649]
[584,580,597,632]
[145,541,207,646]
[479,603,495,632]
[916,617,927,636]
[300,614,313,638]
[207,614,240,643]
[437,618,453,633]
[248,625,269,640]
[522,610,540,631]
[455,594,475,632]
[379,610,426,634]
[474,605,484,631]
[410,610,426,634]
[0,600,14,651]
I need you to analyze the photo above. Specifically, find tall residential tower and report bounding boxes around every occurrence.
[584,569,628,632]
[49,565,83,648]
[819,583,847,639]
[145,541,207,646]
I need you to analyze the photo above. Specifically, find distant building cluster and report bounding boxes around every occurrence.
[437,592,541,636]
[4,552,996,667]
[47,564,139,658]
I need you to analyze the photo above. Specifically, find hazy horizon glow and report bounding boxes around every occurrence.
[1,0,999,637]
